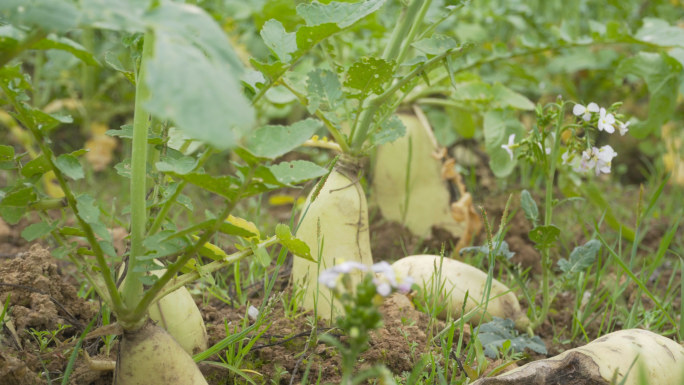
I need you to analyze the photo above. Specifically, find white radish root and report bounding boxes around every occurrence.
[392,255,529,330]
[148,282,208,355]
[114,321,208,385]
[472,328,684,385]
[120,261,208,355]
[372,110,468,240]
[292,165,373,319]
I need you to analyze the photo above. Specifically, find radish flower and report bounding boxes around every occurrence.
[618,121,630,136]
[501,134,516,161]
[597,108,616,133]
[573,102,599,121]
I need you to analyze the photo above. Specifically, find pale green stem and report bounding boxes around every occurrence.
[394,0,432,64]
[531,103,565,330]
[120,32,154,314]
[146,149,214,236]
[349,0,427,153]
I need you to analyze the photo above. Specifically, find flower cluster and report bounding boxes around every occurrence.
[562,145,618,176]
[560,101,631,176]
[572,102,630,136]
[318,260,414,297]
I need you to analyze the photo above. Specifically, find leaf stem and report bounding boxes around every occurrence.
[120,32,154,314]
[531,102,565,330]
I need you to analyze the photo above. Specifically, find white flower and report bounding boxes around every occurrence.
[372,261,414,295]
[594,145,617,175]
[573,102,599,121]
[618,121,630,136]
[580,148,598,173]
[247,305,259,321]
[597,108,616,134]
[318,261,368,289]
[501,134,516,161]
[562,150,583,172]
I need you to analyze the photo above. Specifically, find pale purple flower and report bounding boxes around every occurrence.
[618,121,630,136]
[501,134,516,161]
[597,108,616,134]
[573,102,599,121]
[594,145,617,175]
[318,261,368,289]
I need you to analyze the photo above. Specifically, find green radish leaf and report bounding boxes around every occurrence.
[106,124,163,143]
[220,215,260,240]
[483,111,524,178]
[0,186,36,207]
[476,318,547,358]
[260,19,297,63]
[0,25,22,52]
[634,18,684,48]
[344,56,394,98]
[114,159,132,179]
[55,154,84,180]
[33,35,99,66]
[168,173,238,200]
[295,23,340,54]
[75,194,111,242]
[250,58,289,81]
[616,52,681,138]
[0,207,24,225]
[528,224,560,248]
[104,51,135,84]
[138,2,254,150]
[252,245,271,267]
[558,239,601,275]
[142,231,189,261]
[0,0,81,32]
[268,160,328,185]
[276,223,315,262]
[307,69,343,113]
[155,156,198,175]
[411,35,458,56]
[21,154,51,178]
[491,83,535,111]
[520,190,539,225]
[245,119,323,159]
[371,114,406,145]
[0,145,14,161]
[145,32,253,150]
[296,0,387,28]
[460,240,515,260]
[21,222,53,241]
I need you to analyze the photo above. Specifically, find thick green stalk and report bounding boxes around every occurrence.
[532,104,565,330]
[349,0,426,153]
[120,33,154,315]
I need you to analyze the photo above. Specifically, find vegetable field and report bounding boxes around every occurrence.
[1,1,683,384]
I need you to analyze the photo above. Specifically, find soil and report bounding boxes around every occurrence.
[0,184,679,385]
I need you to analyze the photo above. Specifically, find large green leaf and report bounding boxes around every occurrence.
[296,0,387,28]
[0,0,80,32]
[616,52,682,138]
[635,18,684,48]
[55,153,84,180]
[21,222,54,242]
[307,69,343,113]
[144,23,253,150]
[558,239,601,275]
[268,160,328,185]
[476,318,547,358]
[260,19,297,63]
[33,35,99,66]
[344,56,394,98]
[483,111,524,178]
[245,119,323,159]
[411,35,458,56]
